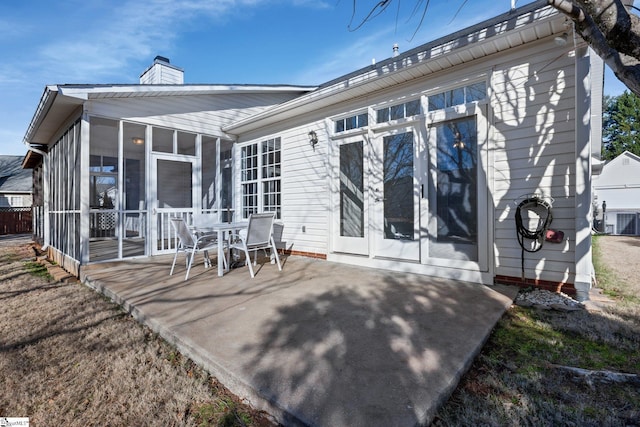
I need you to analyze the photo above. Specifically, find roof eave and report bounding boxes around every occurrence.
[23,84,317,146]
[223,0,559,134]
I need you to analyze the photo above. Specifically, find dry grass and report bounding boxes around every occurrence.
[432,235,640,426]
[4,233,639,426]
[0,236,275,426]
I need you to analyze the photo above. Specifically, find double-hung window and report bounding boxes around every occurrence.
[240,137,281,219]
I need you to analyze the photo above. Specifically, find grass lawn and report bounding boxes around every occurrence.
[432,235,640,426]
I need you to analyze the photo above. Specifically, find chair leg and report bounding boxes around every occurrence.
[202,250,209,268]
[185,247,197,280]
[270,237,282,271]
[243,247,255,278]
[221,246,228,269]
[170,247,180,276]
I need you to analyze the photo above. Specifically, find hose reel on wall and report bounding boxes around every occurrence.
[515,194,564,280]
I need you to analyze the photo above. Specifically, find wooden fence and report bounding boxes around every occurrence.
[0,207,33,235]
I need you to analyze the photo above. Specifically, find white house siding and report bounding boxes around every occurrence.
[594,152,640,235]
[236,120,331,257]
[88,93,305,137]
[491,40,578,285]
[231,38,588,291]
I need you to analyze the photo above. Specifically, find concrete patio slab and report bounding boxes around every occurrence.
[80,255,518,426]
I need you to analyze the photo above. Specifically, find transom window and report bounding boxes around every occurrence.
[428,82,486,111]
[240,137,281,219]
[376,99,421,123]
[335,113,368,133]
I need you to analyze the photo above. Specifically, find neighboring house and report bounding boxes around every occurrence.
[593,151,640,235]
[0,155,33,235]
[0,155,33,208]
[21,1,603,300]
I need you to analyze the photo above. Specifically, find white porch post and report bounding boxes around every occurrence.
[79,111,91,264]
[42,149,50,249]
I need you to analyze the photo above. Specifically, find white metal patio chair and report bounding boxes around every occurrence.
[228,212,282,278]
[169,217,227,281]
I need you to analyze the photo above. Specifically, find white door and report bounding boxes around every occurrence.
[332,136,369,255]
[150,153,198,255]
[422,105,489,271]
[371,127,421,261]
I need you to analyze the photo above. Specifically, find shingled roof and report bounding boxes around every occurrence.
[0,155,32,193]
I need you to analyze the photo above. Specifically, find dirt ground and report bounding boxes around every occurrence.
[595,234,640,295]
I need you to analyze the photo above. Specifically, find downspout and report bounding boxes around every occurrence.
[23,142,50,250]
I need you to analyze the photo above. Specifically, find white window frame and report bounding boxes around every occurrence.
[239,137,281,219]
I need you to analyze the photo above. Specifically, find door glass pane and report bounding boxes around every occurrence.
[449,88,465,106]
[383,132,414,240]
[430,117,478,260]
[177,131,196,155]
[153,127,173,153]
[466,82,486,102]
[157,159,192,208]
[340,141,364,237]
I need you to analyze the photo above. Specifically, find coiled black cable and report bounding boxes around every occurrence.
[515,196,553,279]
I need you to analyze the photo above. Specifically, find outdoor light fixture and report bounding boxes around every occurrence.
[453,130,465,149]
[308,131,318,149]
[132,137,145,145]
[554,32,568,46]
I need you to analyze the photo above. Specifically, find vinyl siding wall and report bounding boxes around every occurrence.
[490,42,577,284]
[236,121,331,256]
[236,37,582,284]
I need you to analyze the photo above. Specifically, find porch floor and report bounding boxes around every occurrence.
[80,254,518,427]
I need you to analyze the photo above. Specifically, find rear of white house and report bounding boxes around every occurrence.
[23,1,603,300]
[593,151,640,235]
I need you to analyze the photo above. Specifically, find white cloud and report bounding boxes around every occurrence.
[29,0,275,83]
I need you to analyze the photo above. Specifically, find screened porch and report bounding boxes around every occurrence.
[46,115,235,268]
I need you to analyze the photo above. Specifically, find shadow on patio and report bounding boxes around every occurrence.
[80,255,517,427]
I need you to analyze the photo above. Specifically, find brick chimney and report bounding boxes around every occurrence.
[139,56,184,84]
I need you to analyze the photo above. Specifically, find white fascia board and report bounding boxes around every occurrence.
[23,86,60,144]
[57,84,316,99]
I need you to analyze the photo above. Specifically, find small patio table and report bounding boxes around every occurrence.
[192,221,248,277]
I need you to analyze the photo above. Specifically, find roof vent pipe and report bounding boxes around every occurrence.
[393,43,399,57]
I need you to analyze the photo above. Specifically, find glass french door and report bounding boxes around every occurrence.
[371,128,420,260]
[423,105,488,270]
[330,109,488,272]
[332,137,369,255]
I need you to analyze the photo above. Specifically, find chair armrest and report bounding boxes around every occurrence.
[194,232,219,248]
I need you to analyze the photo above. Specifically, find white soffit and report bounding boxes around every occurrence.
[24,84,316,145]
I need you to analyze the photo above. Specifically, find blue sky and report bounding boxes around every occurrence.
[0,0,632,155]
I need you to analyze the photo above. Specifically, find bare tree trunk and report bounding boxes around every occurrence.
[549,0,640,95]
